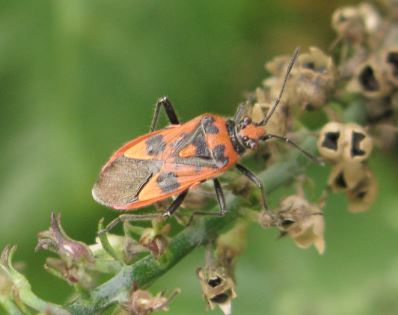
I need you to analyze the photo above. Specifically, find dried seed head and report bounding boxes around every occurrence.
[347,168,377,212]
[349,57,393,98]
[289,47,337,110]
[342,123,373,162]
[276,195,325,254]
[197,266,237,315]
[124,289,180,315]
[318,122,345,161]
[332,6,366,44]
[328,162,368,192]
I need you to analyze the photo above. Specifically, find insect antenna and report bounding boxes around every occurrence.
[262,133,324,165]
[256,47,300,126]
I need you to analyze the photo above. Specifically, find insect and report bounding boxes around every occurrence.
[92,48,321,232]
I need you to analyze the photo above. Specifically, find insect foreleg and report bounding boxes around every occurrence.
[150,96,180,131]
[235,163,269,211]
[162,190,189,218]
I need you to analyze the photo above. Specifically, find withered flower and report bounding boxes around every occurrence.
[197,266,237,315]
[36,213,94,288]
[276,195,325,254]
[123,288,180,315]
[138,224,170,258]
[36,212,94,266]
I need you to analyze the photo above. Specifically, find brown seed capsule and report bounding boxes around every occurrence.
[317,122,345,161]
[328,162,368,192]
[341,123,373,162]
[276,195,325,254]
[197,266,237,315]
[347,169,377,212]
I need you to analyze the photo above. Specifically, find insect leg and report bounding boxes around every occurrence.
[162,190,189,218]
[213,178,227,215]
[150,97,179,131]
[235,163,269,211]
[100,213,164,235]
[185,179,227,225]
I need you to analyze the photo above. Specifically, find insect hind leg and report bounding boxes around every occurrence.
[150,97,180,131]
[185,179,227,225]
[99,190,189,235]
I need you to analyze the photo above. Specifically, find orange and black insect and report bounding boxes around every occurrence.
[92,48,320,231]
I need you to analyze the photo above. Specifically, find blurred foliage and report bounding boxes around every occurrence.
[2,0,398,314]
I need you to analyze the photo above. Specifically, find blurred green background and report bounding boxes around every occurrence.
[1,0,398,314]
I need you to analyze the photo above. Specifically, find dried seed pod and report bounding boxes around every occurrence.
[332,6,366,44]
[347,169,377,212]
[276,195,325,254]
[289,47,337,110]
[342,123,373,162]
[139,225,170,258]
[349,57,392,98]
[317,122,345,161]
[197,266,237,315]
[328,162,368,192]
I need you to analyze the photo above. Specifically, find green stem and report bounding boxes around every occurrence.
[66,137,316,314]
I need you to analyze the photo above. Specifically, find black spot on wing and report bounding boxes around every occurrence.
[213,144,229,167]
[146,134,166,156]
[157,172,180,193]
[192,131,211,157]
[202,116,219,134]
